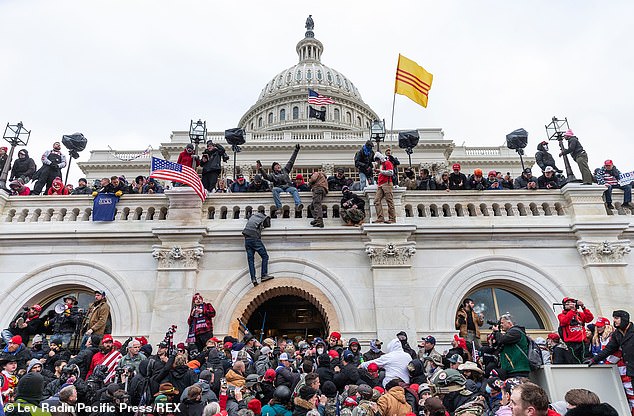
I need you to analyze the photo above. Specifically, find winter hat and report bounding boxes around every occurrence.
[186,143,194,149]
[327,349,339,359]
[140,344,153,357]
[329,331,341,340]
[135,336,148,346]
[613,310,630,321]
[223,342,233,350]
[564,129,575,137]
[113,340,122,350]
[488,170,498,177]
[544,166,555,173]
[264,369,276,382]
[373,386,385,395]
[374,152,386,163]
[187,360,201,369]
[424,397,446,414]
[473,169,483,177]
[367,362,379,372]
[547,333,560,342]
[295,174,304,181]
[198,369,212,382]
[321,381,337,398]
[177,342,186,350]
[260,346,272,355]
[418,383,431,395]
[10,335,22,345]
[299,385,317,401]
[32,334,43,344]
[90,334,102,347]
[193,293,203,302]
[248,399,262,415]
[396,331,408,341]
[27,359,42,373]
[15,372,45,405]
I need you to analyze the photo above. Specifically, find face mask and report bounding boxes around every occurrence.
[485,385,492,394]
[317,348,324,355]
[543,145,548,151]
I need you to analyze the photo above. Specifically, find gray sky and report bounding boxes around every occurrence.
[1,1,633,183]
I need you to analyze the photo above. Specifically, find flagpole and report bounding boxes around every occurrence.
[389,92,396,142]
[307,90,310,132]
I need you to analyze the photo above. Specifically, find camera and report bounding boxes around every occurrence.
[487,319,501,327]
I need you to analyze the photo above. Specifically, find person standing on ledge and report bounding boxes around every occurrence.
[308,169,328,228]
[242,211,275,287]
[186,293,216,352]
[559,129,593,185]
[373,152,396,224]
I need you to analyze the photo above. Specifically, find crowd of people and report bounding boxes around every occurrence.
[1,289,631,416]
[3,131,630,216]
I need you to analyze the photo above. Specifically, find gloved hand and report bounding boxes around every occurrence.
[295,143,301,151]
[115,190,123,197]
[50,163,58,169]
[91,191,98,197]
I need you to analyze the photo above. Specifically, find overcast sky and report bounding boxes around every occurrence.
[1,1,633,183]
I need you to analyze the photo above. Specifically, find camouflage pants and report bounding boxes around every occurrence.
[341,208,365,224]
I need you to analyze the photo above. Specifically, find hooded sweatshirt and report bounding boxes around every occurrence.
[360,339,411,386]
[10,149,37,181]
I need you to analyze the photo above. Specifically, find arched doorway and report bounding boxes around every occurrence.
[245,295,328,341]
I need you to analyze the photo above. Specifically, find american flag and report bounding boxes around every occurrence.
[150,157,207,201]
[308,89,335,105]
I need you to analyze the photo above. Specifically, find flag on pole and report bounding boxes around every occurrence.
[150,157,207,201]
[308,106,326,121]
[308,89,335,105]
[395,54,433,108]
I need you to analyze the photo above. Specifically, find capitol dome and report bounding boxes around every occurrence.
[239,18,379,132]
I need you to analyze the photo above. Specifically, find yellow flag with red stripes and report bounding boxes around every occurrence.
[394,54,433,108]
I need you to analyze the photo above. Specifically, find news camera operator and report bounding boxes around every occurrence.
[42,363,88,402]
[558,297,594,364]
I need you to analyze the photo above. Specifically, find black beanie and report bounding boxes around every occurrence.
[91,334,102,347]
[299,385,317,401]
[16,372,45,405]
[321,381,337,398]
[613,310,630,321]
[140,344,153,357]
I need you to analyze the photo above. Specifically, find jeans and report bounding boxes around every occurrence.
[604,184,632,204]
[272,186,301,208]
[359,172,374,190]
[245,238,269,282]
[1,329,14,345]
[51,333,73,348]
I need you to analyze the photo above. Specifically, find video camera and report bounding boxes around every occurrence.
[487,319,501,329]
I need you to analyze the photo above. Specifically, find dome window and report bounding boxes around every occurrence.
[346,111,352,123]
[269,82,274,92]
[280,109,286,121]
[307,70,312,81]
[356,116,362,126]
[317,70,323,81]
[344,79,350,91]
[334,108,340,122]
[326,72,333,84]
[335,75,342,86]
[286,72,292,84]
[295,70,302,82]
[268,112,274,124]
[277,75,283,87]
[258,117,263,128]
[292,106,299,120]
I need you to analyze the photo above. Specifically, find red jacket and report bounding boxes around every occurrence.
[558,308,594,343]
[177,150,199,169]
[187,302,216,335]
[377,160,394,186]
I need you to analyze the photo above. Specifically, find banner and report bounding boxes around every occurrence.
[619,171,634,186]
[92,193,120,221]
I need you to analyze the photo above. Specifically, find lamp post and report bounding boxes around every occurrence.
[370,119,386,153]
[545,116,576,181]
[0,122,31,190]
[189,119,206,169]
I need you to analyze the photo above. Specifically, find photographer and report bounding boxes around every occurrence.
[43,364,88,402]
[558,297,594,364]
[455,298,484,349]
[492,314,530,378]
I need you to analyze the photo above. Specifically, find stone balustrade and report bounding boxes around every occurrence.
[1,184,627,225]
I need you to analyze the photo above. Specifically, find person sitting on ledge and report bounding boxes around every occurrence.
[594,159,632,209]
[537,166,560,190]
[327,168,352,192]
[514,168,538,190]
[230,174,249,193]
[256,144,303,214]
[247,174,270,193]
[340,186,365,226]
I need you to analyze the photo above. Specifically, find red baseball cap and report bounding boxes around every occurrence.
[31,304,43,312]
[135,336,148,346]
[329,331,341,340]
[223,342,233,350]
[10,335,22,344]
[328,349,339,359]
[604,159,613,166]
[367,363,379,372]
[595,317,611,328]
[547,333,560,341]
[210,337,221,343]
[102,334,114,343]
[452,163,461,170]
[264,368,276,382]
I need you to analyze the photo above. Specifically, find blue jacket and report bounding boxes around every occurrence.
[262,403,293,416]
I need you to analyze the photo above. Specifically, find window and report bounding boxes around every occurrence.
[280,109,286,121]
[326,72,333,84]
[295,70,302,82]
[286,72,292,84]
[317,70,323,81]
[464,286,546,329]
[258,117,263,128]
[345,111,352,123]
[356,116,361,126]
[268,112,273,124]
[334,108,340,121]
[292,106,299,120]
[307,70,312,81]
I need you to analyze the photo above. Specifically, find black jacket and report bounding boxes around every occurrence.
[201,144,229,173]
[258,146,300,188]
[561,136,586,160]
[247,180,270,193]
[10,150,37,181]
[242,212,271,240]
[327,175,351,191]
[592,323,634,376]
[535,143,561,172]
[162,365,198,394]
[449,172,469,190]
[417,177,437,190]
[354,146,375,175]
[340,192,365,211]
[537,174,560,189]
[333,362,359,391]
[68,346,98,377]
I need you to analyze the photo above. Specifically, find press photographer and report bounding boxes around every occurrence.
[557,297,594,364]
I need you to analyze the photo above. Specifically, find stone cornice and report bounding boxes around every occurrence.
[577,240,631,267]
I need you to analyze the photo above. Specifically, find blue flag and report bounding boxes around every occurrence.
[92,193,120,221]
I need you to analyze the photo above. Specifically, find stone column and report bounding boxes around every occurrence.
[565,183,632,316]
[363,224,417,342]
[363,187,406,223]
[150,187,208,344]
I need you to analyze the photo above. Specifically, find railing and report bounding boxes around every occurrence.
[1,187,623,225]
[464,147,502,156]
[1,194,169,223]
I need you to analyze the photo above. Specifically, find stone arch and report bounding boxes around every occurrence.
[214,257,359,336]
[0,260,139,336]
[429,256,565,331]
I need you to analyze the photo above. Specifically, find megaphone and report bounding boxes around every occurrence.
[54,304,67,314]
